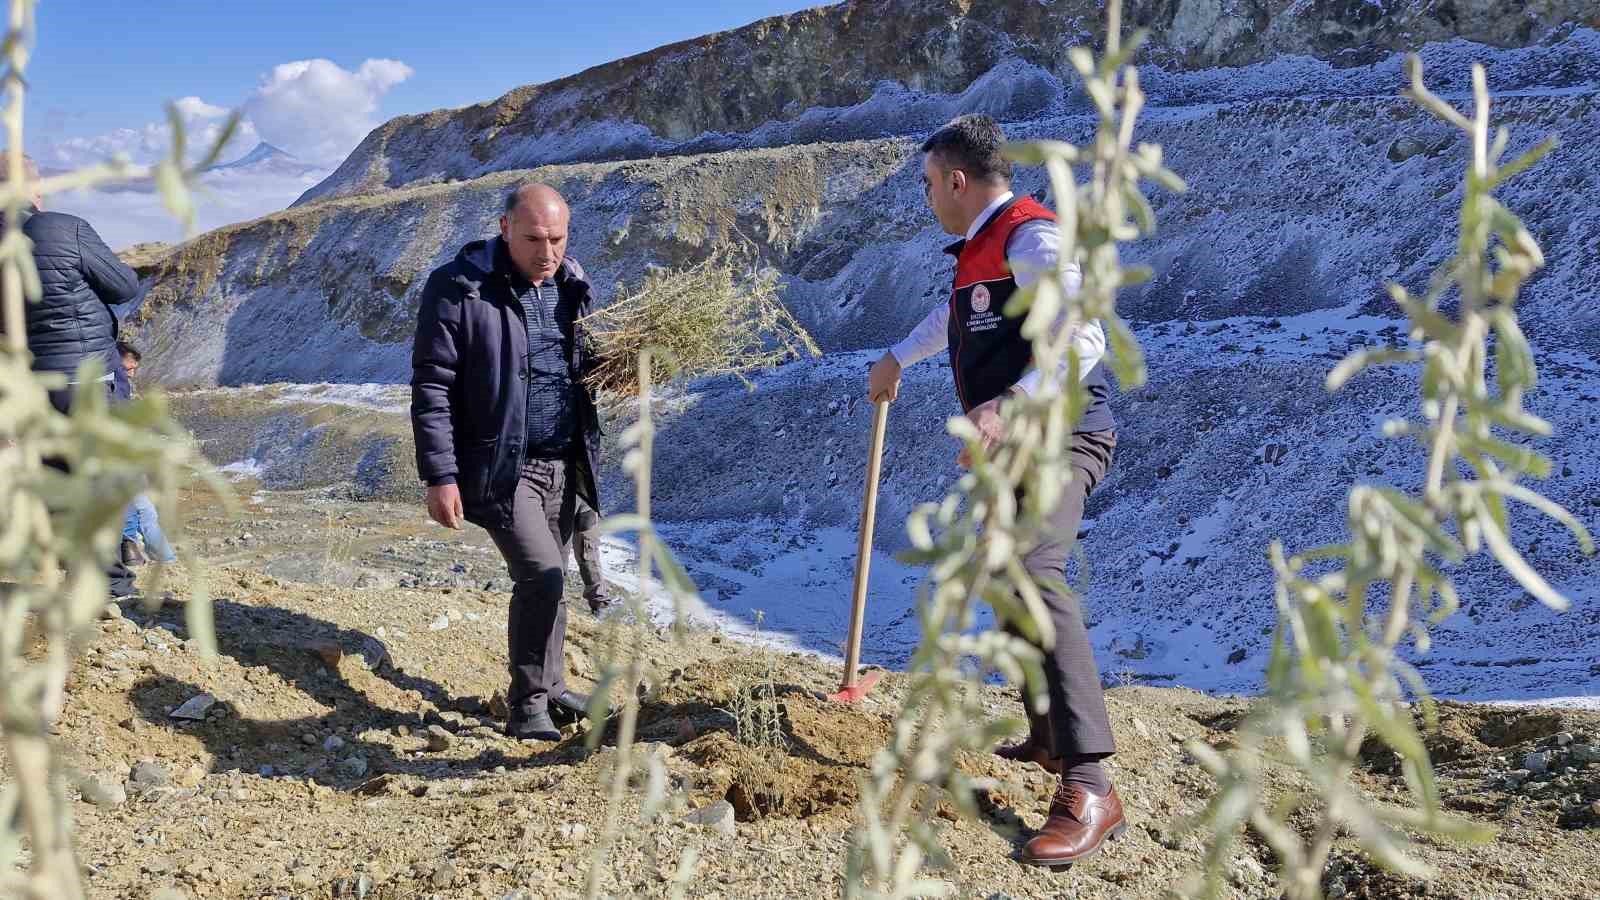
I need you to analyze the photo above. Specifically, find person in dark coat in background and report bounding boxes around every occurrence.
[7,154,137,409]
[571,496,612,614]
[5,153,141,597]
[410,183,607,742]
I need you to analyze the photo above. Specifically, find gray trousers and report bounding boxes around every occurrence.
[47,374,136,598]
[571,496,606,604]
[1006,428,1118,759]
[486,457,575,716]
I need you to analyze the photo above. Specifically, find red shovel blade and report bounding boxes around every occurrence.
[827,668,883,704]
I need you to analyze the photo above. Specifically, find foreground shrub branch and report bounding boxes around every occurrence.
[0,1,238,895]
[583,350,704,899]
[1185,55,1594,900]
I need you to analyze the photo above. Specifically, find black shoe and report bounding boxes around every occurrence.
[506,708,561,742]
[549,690,594,726]
[587,594,617,615]
[120,538,147,567]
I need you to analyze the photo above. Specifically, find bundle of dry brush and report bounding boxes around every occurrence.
[579,253,819,396]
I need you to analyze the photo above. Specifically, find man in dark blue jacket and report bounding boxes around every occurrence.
[11,155,138,411]
[9,154,141,598]
[410,183,605,742]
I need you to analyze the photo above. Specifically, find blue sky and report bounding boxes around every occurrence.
[28,0,825,246]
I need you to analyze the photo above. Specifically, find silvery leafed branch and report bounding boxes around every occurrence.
[0,0,242,895]
[1182,53,1594,900]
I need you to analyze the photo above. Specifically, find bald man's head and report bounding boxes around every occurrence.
[499,183,570,283]
[1,152,42,208]
[504,183,568,218]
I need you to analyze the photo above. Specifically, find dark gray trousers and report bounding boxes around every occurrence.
[1006,428,1117,759]
[571,496,606,604]
[46,374,136,599]
[486,457,574,716]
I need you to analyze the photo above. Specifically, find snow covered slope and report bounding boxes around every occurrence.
[125,0,1600,705]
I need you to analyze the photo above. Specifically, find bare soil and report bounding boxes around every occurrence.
[10,479,1599,899]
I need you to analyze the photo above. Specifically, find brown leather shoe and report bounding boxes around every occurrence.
[1022,782,1128,866]
[994,740,1062,774]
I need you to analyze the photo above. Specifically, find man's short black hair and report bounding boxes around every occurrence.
[117,341,141,361]
[921,114,1012,184]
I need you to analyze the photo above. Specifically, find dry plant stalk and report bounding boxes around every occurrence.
[582,349,704,899]
[579,253,819,396]
[845,1,1183,895]
[0,2,239,895]
[1183,57,1594,900]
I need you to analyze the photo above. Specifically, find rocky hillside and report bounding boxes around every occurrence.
[117,0,1600,703]
[120,14,1600,380]
[295,0,1600,204]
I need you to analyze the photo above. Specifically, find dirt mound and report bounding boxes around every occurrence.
[1359,701,1577,773]
[681,692,890,821]
[611,654,895,821]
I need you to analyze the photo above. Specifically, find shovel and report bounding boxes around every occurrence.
[827,397,889,704]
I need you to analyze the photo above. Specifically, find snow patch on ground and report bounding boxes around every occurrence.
[219,458,267,481]
[590,519,930,669]
[184,382,410,414]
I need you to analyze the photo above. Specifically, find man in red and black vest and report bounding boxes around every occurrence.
[867,115,1126,866]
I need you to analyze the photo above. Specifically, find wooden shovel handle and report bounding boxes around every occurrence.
[841,398,890,690]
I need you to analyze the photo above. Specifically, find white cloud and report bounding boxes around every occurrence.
[33,57,413,248]
[172,96,229,120]
[42,95,258,170]
[39,55,414,173]
[49,164,330,250]
[245,58,414,166]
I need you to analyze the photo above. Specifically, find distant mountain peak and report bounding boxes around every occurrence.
[209,142,324,178]
[214,142,295,170]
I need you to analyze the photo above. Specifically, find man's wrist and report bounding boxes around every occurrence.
[426,475,458,488]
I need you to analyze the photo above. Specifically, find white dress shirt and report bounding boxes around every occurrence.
[889,191,1105,397]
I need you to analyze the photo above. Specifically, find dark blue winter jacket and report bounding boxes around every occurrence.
[15,207,138,377]
[410,237,604,529]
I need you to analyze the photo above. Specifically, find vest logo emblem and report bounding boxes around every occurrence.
[971,284,992,314]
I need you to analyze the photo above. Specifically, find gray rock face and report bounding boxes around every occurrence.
[292,0,1600,204]
[82,775,128,807]
[169,693,217,721]
[426,725,455,752]
[130,760,170,787]
[1525,751,1553,774]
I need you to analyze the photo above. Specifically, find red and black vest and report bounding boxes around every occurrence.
[944,196,1115,433]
